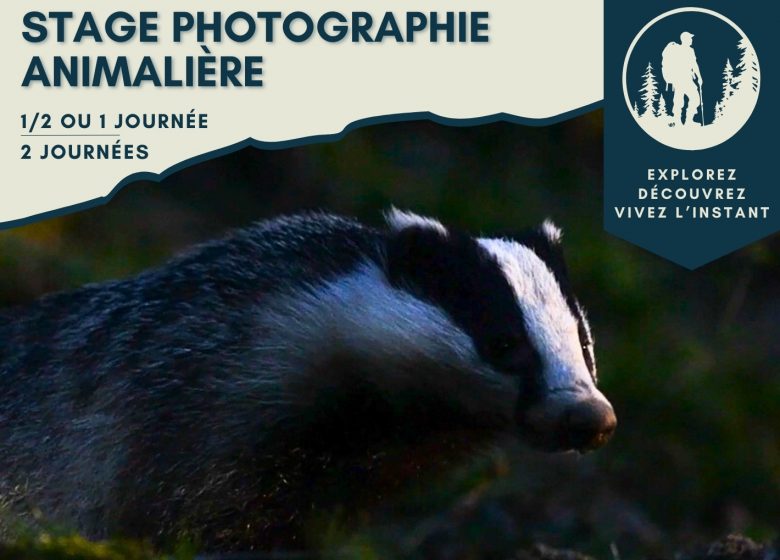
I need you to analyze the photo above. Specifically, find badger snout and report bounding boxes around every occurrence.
[562,397,617,451]
[519,391,617,453]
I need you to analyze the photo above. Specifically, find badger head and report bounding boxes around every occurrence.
[382,209,616,453]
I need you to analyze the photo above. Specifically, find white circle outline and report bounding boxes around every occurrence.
[621,6,760,150]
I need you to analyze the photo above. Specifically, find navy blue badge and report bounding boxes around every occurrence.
[605,2,777,268]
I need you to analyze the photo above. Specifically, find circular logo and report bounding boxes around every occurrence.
[623,8,760,150]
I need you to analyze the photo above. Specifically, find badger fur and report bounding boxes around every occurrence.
[0,209,615,550]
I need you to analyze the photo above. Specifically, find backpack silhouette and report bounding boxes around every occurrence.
[661,41,684,90]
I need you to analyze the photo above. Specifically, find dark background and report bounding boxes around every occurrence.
[1,114,778,558]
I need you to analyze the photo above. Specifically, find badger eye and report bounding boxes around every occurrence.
[484,336,538,374]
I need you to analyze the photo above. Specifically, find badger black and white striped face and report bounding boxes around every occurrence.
[384,209,615,452]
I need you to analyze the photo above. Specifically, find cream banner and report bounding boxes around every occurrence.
[0,1,602,227]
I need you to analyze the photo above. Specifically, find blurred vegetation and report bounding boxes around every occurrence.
[0,533,189,560]
[1,112,778,558]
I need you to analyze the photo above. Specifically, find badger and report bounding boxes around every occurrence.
[0,209,615,550]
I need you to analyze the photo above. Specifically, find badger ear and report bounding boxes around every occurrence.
[384,212,453,292]
[539,219,563,245]
[384,207,448,236]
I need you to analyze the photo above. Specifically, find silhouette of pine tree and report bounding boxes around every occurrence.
[713,59,734,122]
[734,38,759,93]
[639,62,659,118]
[656,92,670,118]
